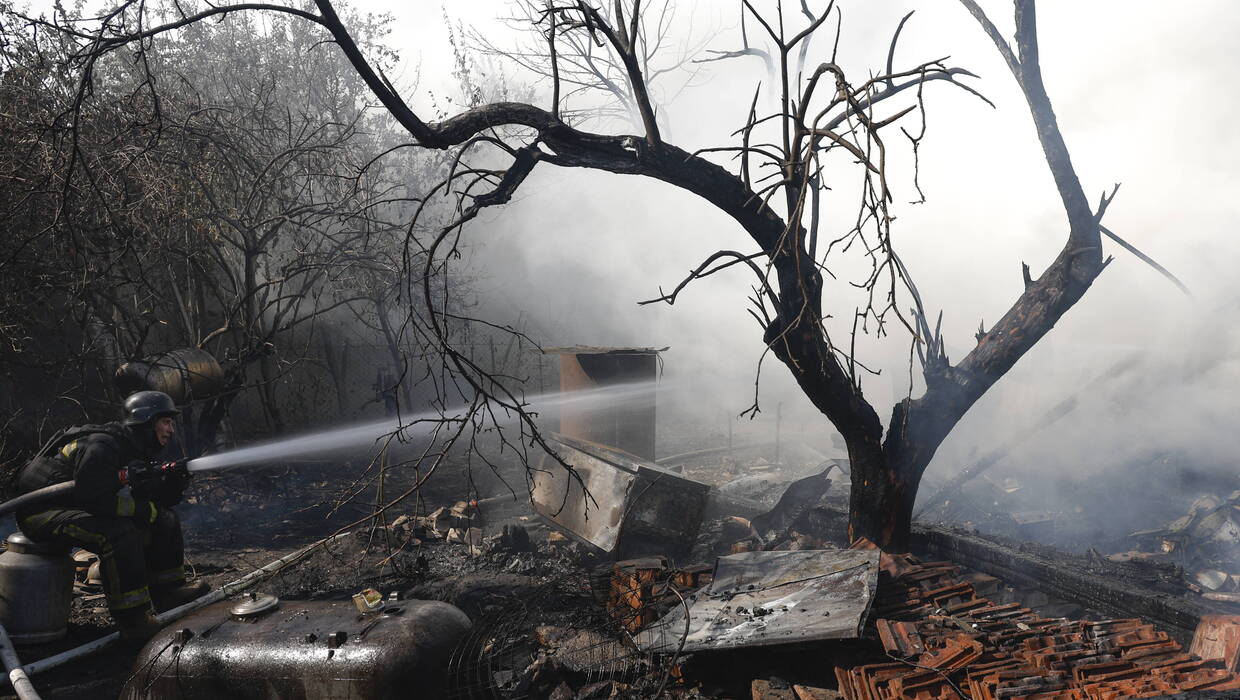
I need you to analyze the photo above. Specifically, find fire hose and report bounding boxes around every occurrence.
[0,484,75,520]
[0,621,39,700]
[0,416,423,696]
[0,459,189,519]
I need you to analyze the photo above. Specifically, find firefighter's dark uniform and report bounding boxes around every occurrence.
[15,424,186,615]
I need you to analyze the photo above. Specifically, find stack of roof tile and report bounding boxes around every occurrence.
[836,551,1240,699]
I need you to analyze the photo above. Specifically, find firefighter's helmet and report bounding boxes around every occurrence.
[122,391,181,426]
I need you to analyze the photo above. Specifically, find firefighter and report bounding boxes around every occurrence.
[15,391,208,641]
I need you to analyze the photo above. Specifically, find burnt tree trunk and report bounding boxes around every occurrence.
[847,445,917,551]
[770,1,1107,551]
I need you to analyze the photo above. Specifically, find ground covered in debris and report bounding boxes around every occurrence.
[4,419,1239,699]
[917,452,1240,610]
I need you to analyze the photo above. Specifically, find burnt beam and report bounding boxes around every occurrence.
[911,523,1232,644]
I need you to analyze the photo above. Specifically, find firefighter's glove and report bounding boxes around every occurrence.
[154,459,191,508]
[123,460,164,492]
[122,459,192,508]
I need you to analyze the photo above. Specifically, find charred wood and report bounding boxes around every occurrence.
[911,523,1236,645]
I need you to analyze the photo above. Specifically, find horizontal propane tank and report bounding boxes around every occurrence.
[122,596,471,700]
[114,348,225,405]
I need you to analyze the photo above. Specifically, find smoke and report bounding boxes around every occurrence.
[192,1,1239,533]
[390,1,1240,519]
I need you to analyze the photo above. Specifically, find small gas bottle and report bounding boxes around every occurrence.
[0,532,75,644]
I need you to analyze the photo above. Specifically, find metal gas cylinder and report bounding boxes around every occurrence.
[122,596,472,700]
[114,347,225,404]
[0,532,75,644]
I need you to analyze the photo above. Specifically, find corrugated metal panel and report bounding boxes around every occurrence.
[635,549,879,653]
[531,434,709,560]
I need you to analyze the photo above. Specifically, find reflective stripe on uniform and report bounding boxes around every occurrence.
[61,524,109,550]
[18,510,63,532]
[149,566,185,586]
[110,585,151,611]
[116,492,135,517]
[28,511,169,617]
[59,440,78,458]
[60,523,153,609]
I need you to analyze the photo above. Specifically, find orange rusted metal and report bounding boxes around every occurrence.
[552,347,660,461]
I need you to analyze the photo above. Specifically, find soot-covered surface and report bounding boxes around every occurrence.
[3,416,1236,699]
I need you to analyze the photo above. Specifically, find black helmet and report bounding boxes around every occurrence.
[122,391,180,426]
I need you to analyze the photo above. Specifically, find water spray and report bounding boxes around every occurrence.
[0,379,666,517]
[188,378,666,473]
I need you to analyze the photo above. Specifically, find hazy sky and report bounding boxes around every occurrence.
[20,1,1240,485]
[369,1,1240,484]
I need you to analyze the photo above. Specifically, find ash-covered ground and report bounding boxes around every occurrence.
[4,411,1238,699]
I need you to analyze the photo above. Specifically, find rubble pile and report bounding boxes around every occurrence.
[1122,491,1240,605]
[466,435,1240,697]
[24,427,1236,698]
[836,546,1240,700]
